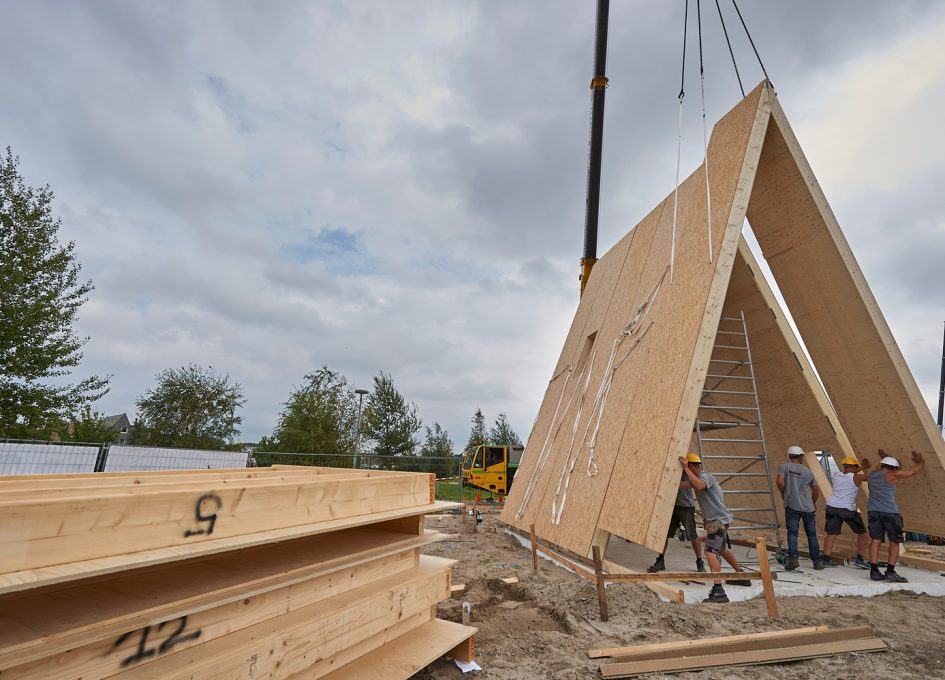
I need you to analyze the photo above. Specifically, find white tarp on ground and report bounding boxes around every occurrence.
[103,445,250,471]
[0,443,100,475]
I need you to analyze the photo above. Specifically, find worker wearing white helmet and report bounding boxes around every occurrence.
[863,448,925,583]
[776,445,823,571]
[820,455,870,570]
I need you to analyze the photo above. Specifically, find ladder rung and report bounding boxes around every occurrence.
[708,359,750,365]
[730,523,780,530]
[697,421,760,428]
[705,374,753,380]
[699,438,765,443]
[727,507,777,512]
[702,454,764,460]
[721,490,773,495]
[715,330,746,336]
[702,389,754,395]
[720,316,744,322]
[713,344,748,350]
[698,405,758,411]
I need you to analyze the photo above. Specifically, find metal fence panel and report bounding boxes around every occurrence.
[104,445,250,472]
[0,441,100,475]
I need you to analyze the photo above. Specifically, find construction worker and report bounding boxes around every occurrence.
[820,456,870,569]
[776,446,823,571]
[865,449,925,583]
[647,463,707,574]
[678,453,751,603]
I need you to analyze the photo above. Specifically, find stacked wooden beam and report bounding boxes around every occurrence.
[589,626,886,677]
[0,465,475,679]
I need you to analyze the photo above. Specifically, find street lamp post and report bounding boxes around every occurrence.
[353,389,369,468]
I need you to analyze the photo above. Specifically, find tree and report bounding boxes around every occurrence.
[489,412,522,446]
[265,366,358,456]
[0,147,109,438]
[131,364,244,449]
[419,423,454,457]
[464,408,486,451]
[63,405,119,443]
[362,372,421,459]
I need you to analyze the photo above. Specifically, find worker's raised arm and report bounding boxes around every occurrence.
[893,451,925,479]
[853,457,871,485]
[678,456,707,490]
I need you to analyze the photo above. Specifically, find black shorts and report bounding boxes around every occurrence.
[867,511,904,544]
[704,521,729,555]
[824,505,866,535]
[667,505,698,539]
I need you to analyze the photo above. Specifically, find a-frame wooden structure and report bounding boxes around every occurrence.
[502,81,945,562]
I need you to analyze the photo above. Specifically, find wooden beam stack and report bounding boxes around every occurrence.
[0,466,475,679]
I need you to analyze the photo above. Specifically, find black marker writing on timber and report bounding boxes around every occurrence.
[110,616,202,667]
[184,493,223,537]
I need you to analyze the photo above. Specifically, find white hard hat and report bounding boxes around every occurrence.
[879,456,901,468]
[787,445,804,457]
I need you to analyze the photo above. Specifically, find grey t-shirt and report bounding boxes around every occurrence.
[694,470,732,524]
[675,473,695,508]
[777,462,816,513]
[867,470,899,513]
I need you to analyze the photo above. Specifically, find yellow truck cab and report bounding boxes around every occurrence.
[460,444,524,496]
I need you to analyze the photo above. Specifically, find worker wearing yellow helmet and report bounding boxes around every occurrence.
[678,452,752,603]
[821,455,870,570]
[647,452,708,575]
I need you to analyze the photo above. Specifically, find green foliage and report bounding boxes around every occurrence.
[0,147,109,438]
[362,372,421,459]
[419,422,454,457]
[465,408,486,451]
[489,412,522,446]
[131,364,244,449]
[264,366,358,460]
[64,405,119,443]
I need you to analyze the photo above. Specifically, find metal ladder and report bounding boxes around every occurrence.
[694,311,783,549]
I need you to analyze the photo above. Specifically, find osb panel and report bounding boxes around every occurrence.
[503,223,639,534]
[746,96,945,535]
[589,83,769,553]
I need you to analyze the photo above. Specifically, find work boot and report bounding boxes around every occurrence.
[647,555,666,573]
[785,555,800,571]
[870,567,886,581]
[696,558,707,573]
[853,556,871,570]
[703,585,729,603]
[820,555,839,567]
[813,559,825,571]
[885,568,908,583]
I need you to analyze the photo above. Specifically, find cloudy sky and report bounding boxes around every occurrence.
[2,1,944,448]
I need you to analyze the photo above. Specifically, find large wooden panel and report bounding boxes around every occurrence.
[0,470,433,573]
[746,95,945,535]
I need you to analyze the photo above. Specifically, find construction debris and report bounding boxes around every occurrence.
[593,626,886,677]
[0,466,475,679]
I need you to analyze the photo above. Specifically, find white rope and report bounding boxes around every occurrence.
[699,64,713,263]
[514,365,574,520]
[549,351,597,524]
[550,269,668,524]
[670,97,684,283]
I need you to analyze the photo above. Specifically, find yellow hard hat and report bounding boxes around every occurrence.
[686,452,702,463]
[840,456,859,467]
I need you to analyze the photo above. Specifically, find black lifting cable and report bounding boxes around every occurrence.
[731,0,772,87]
[715,0,745,97]
[678,0,689,101]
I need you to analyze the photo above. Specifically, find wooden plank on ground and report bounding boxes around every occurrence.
[601,638,887,677]
[608,626,874,663]
[602,571,765,583]
[0,472,436,573]
[588,625,829,658]
[0,528,445,670]
[0,500,458,596]
[314,619,477,680]
[106,556,455,680]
